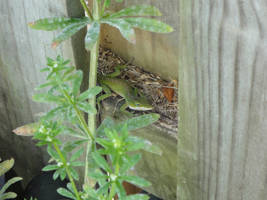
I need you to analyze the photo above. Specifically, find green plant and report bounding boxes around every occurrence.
[31,56,160,199]
[24,197,38,200]
[28,1,172,179]
[0,158,22,200]
[27,0,172,199]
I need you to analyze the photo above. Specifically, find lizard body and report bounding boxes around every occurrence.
[97,66,153,112]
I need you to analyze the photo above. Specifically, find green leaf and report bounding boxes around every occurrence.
[103,0,111,9]
[35,81,56,90]
[127,136,162,155]
[42,164,59,171]
[69,167,79,180]
[141,139,162,155]
[126,137,145,152]
[71,161,84,167]
[120,175,151,187]
[89,171,108,180]
[47,146,59,160]
[66,183,74,193]
[96,182,111,196]
[57,188,76,200]
[63,139,87,152]
[116,181,126,199]
[77,102,97,114]
[109,5,161,18]
[96,117,115,136]
[28,17,88,31]
[101,18,136,43]
[95,138,112,149]
[52,20,89,48]
[40,67,50,72]
[63,66,75,79]
[70,148,84,161]
[0,177,22,195]
[78,86,102,101]
[0,158,14,176]
[72,70,83,96]
[126,194,150,200]
[33,93,64,104]
[53,170,60,180]
[59,169,67,180]
[85,21,100,51]
[91,151,111,173]
[0,192,17,199]
[40,106,64,121]
[118,113,159,132]
[125,17,173,33]
[120,154,141,174]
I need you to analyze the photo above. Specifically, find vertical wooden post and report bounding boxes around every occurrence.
[178,0,267,199]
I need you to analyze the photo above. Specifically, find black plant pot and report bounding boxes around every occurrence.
[23,171,69,200]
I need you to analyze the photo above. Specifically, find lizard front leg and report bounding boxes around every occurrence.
[97,84,112,111]
[119,102,133,117]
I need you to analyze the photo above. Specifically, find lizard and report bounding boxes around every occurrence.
[97,65,153,114]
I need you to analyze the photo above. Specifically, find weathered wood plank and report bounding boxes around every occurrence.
[178,0,267,199]
[0,0,87,185]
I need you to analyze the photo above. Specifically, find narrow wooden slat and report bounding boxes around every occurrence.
[178,0,267,199]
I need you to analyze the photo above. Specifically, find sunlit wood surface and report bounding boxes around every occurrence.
[178,1,267,199]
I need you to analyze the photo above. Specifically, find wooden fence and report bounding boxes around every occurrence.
[178,0,267,200]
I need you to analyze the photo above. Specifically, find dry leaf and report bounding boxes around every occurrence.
[12,123,39,136]
[162,83,175,102]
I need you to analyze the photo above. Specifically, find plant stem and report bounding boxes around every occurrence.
[85,0,100,187]
[80,0,93,20]
[73,104,94,140]
[54,143,81,200]
[88,0,100,134]
[108,158,120,200]
[88,39,100,135]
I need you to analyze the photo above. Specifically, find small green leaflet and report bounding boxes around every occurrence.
[0,177,23,197]
[92,151,112,173]
[119,113,160,131]
[28,17,89,31]
[78,86,102,101]
[109,5,162,18]
[120,175,151,187]
[0,158,14,176]
[57,188,76,200]
[52,21,89,48]
[101,18,136,43]
[33,93,64,104]
[126,194,150,200]
[72,70,83,96]
[125,18,173,33]
[96,114,159,136]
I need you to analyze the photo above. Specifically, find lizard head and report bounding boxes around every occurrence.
[128,97,153,111]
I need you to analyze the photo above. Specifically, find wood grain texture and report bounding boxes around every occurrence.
[0,0,87,185]
[178,0,267,199]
